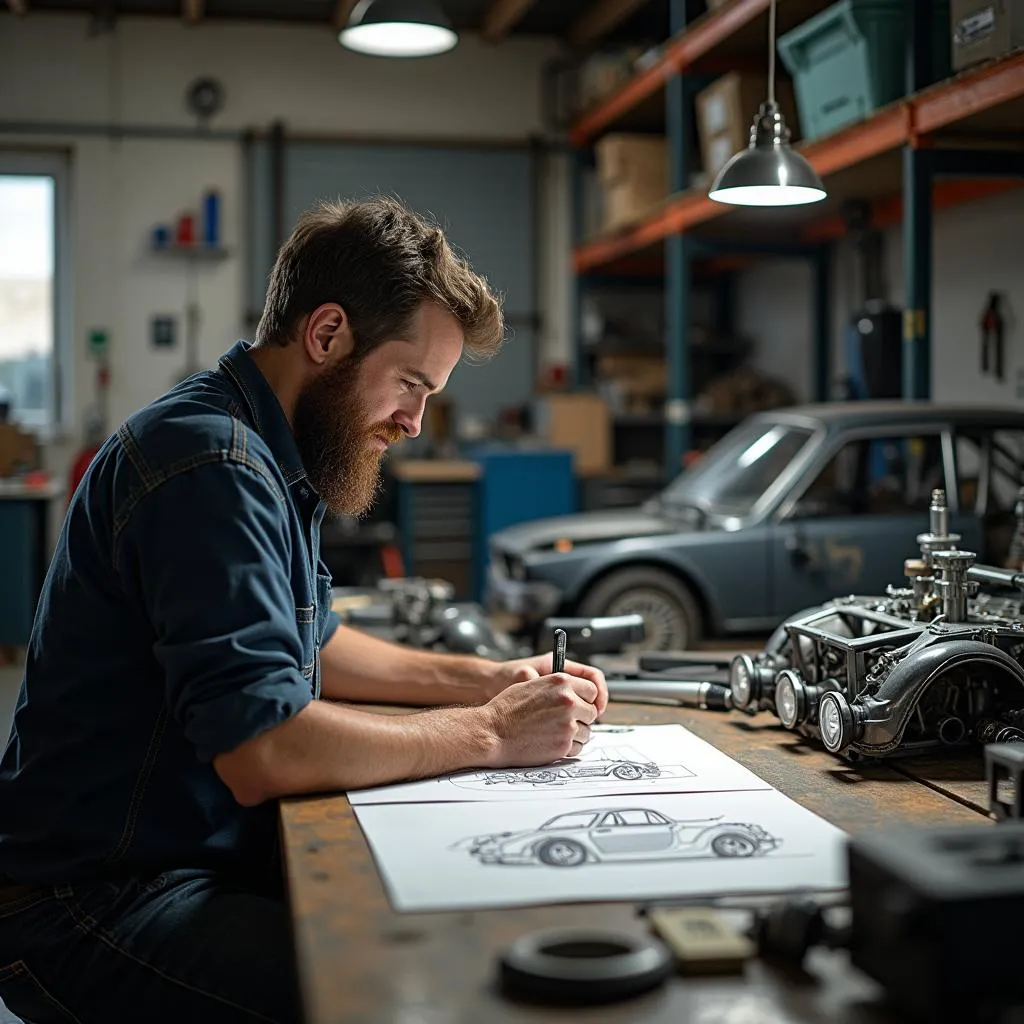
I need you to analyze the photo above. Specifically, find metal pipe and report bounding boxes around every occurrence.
[968,564,1024,590]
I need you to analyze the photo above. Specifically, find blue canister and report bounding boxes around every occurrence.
[152,224,170,249]
[202,189,221,247]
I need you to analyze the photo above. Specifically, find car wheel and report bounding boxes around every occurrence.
[612,763,643,781]
[578,567,702,651]
[536,838,588,867]
[711,833,757,858]
[523,770,558,784]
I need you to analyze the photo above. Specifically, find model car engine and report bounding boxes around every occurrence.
[729,489,1024,760]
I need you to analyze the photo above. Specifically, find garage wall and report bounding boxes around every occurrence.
[735,187,1024,405]
[0,12,568,524]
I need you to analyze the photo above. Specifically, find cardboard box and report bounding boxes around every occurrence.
[0,423,38,478]
[533,394,611,476]
[951,0,1024,70]
[696,73,799,180]
[594,134,668,232]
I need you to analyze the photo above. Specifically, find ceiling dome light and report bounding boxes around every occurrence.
[339,0,458,58]
[708,0,826,208]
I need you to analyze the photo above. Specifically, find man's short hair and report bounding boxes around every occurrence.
[255,196,504,360]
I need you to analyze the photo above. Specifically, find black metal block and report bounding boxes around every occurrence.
[986,742,1024,821]
[848,823,1024,1022]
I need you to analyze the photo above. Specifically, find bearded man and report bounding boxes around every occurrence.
[0,197,606,1024]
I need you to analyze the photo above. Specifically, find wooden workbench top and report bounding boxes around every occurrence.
[280,703,990,1024]
[387,459,481,483]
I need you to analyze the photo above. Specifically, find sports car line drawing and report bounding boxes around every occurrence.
[456,807,779,867]
[448,745,692,788]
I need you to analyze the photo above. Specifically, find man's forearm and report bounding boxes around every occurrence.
[319,624,497,706]
[214,699,497,804]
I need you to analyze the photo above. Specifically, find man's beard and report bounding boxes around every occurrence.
[292,357,403,517]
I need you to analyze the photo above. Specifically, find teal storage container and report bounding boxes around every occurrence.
[777,0,951,141]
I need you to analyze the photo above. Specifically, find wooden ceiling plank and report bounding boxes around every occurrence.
[568,0,649,49]
[481,0,537,44]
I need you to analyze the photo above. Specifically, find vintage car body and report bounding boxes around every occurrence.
[730,490,1024,760]
[483,759,661,785]
[462,808,778,867]
[487,403,1024,650]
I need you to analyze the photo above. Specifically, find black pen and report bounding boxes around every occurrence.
[553,628,567,674]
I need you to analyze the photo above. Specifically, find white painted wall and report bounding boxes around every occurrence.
[0,12,566,539]
[737,187,1024,405]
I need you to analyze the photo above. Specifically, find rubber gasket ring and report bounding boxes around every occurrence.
[498,927,674,1005]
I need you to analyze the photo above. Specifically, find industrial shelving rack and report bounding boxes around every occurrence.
[569,0,1024,479]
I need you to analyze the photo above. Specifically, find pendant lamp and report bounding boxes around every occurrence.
[339,0,458,58]
[708,0,826,207]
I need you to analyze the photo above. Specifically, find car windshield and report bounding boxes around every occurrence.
[661,420,815,516]
[540,811,599,830]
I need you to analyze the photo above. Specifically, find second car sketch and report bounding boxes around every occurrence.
[457,807,779,867]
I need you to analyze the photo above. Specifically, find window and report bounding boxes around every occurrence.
[541,812,598,831]
[0,152,70,432]
[794,433,945,518]
[617,810,654,826]
[954,430,1024,514]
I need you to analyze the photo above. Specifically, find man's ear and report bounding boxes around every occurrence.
[302,303,354,366]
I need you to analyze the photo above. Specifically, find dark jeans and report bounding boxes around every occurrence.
[0,869,300,1024]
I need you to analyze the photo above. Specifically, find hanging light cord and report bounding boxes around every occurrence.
[768,0,777,106]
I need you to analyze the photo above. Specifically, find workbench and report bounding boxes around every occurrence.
[280,701,991,1024]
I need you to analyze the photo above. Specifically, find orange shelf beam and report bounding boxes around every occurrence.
[569,0,773,147]
[573,52,1024,273]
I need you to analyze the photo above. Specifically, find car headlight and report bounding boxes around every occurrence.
[729,655,757,709]
[818,692,855,754]
[773,669,804,729]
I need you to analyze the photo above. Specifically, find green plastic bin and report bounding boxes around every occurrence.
[777,0,951,141]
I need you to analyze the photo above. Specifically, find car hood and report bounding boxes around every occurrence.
[491,507,686,556]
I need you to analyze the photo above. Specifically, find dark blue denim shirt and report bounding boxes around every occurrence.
[0,341,340,883]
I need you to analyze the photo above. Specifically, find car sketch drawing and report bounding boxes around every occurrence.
[454,807,779,867]
[446,745,693,790]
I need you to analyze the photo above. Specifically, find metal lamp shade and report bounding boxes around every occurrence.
[339,0,458,57]
[708,103,826,207]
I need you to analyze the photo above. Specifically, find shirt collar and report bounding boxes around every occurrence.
[217,340,308,487]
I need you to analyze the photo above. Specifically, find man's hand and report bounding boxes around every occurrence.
[488,653,608,716]
[480,671,600,767]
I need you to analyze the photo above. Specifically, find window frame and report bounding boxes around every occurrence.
[0,148,73,436]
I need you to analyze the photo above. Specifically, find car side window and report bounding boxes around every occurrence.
[955,430,1024,513]
[644,811,670,825]
[792,434,944,518]
[596,812,622,827]
[617,810,652,826]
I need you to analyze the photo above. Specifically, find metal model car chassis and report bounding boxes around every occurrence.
[729,490,1024,760]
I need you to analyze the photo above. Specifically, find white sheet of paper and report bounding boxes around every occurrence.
[353,788,847,912]
[347,724,772,805]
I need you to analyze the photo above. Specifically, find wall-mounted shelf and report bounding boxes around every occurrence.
[150,244,231,261]
[574,49,1024,273]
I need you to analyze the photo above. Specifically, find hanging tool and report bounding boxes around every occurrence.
[980,291,1005,381]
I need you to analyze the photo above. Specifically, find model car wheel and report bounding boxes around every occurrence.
[578,568,702,651]
[536,838,588,867]
[711,833,758,858]
[612,764,643,781]
[524,770,558,784]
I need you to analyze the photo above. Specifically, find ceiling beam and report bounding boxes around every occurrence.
[333,0,360,29]
[182,0,203,24]
[567,0,649,49]
[7,0,28,14]
[481,0,537,44]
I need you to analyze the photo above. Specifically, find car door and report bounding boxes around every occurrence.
[769,429,963,617]
[589,810,675,855]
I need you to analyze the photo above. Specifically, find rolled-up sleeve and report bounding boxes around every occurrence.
[320,609,342,647]
[121,459,313,762]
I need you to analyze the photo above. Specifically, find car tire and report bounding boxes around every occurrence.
[612,764,643,781]
[711,833,757,858]
[523,770,558,784]
[578,567,702,651]
[536,838,588,867]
